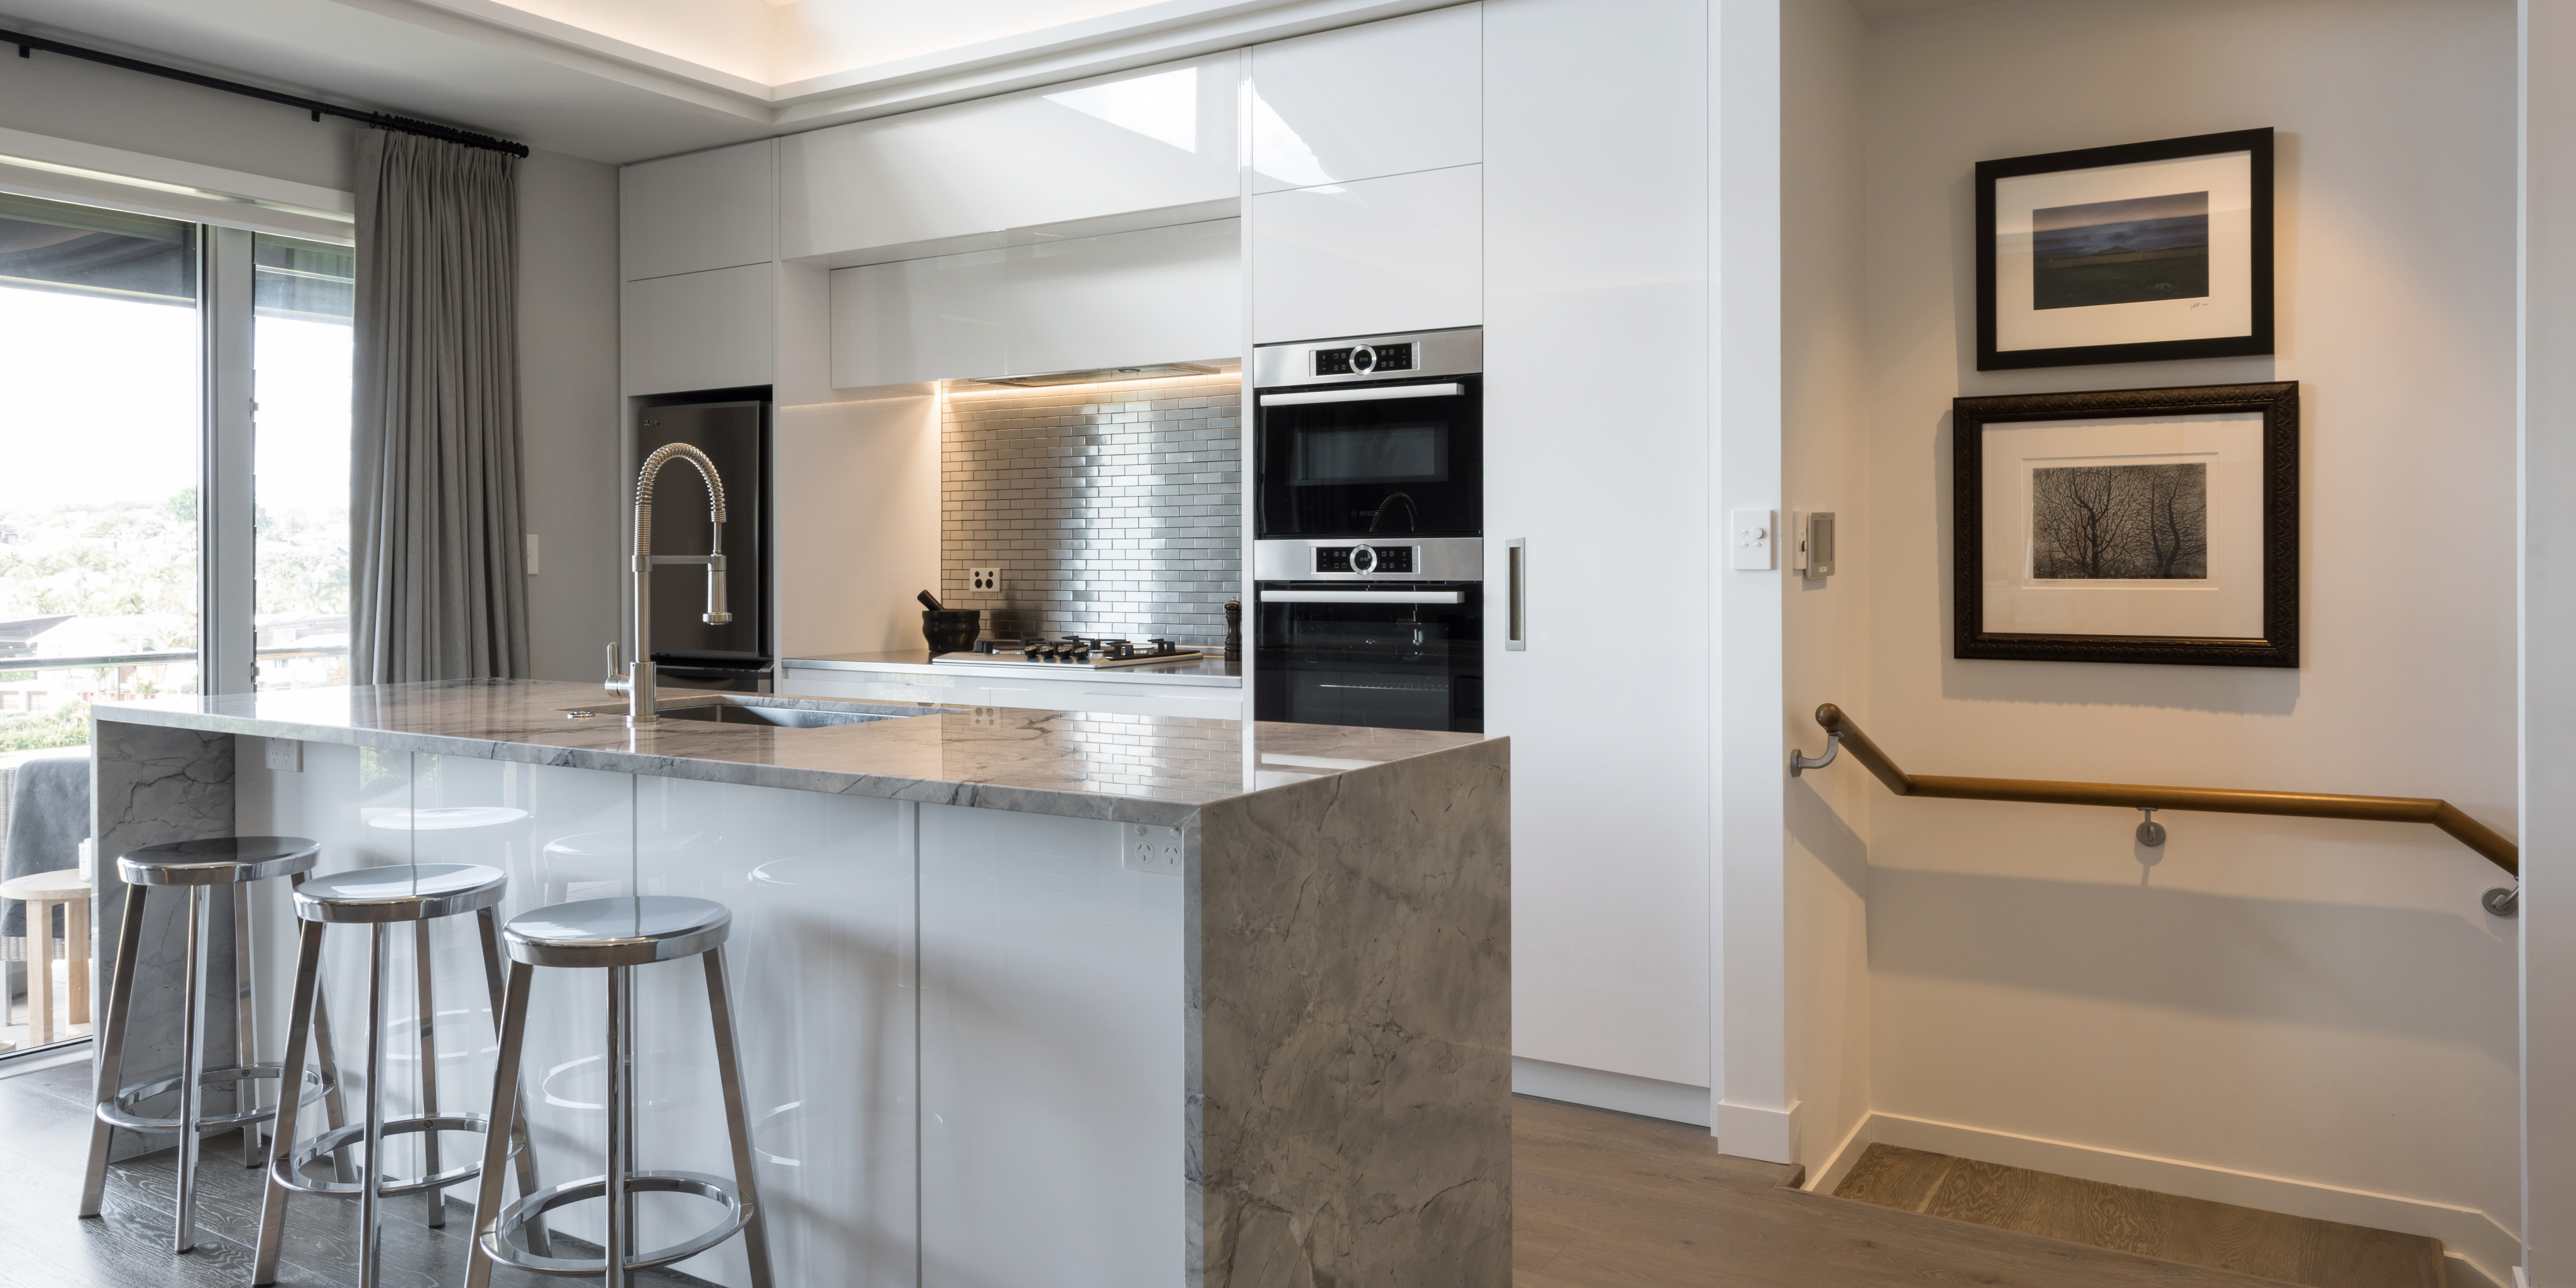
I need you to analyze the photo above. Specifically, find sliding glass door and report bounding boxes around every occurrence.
[0,194,204,754]
[252,234,353,690]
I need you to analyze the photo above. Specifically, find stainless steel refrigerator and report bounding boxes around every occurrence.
[635,395,769,690]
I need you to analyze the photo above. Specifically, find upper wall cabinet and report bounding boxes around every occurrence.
[781,53,1239,262]
[1253,165,1481,343]
[1249,4,1480,195]
[624,263,775,395]
[831,219,1239,388]
[622,139,777,282]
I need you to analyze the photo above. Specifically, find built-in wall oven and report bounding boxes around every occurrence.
[1253,329,1482,733]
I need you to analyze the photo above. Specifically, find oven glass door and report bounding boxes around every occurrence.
[1258,375,1481,537]
[1255,584,1484,732]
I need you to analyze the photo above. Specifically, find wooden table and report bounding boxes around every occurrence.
[0,867,89,1047]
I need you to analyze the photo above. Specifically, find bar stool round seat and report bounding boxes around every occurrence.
[253,862,551,1288]
[117,836,319,887]
[502,894,730,968]
[293,863,508,924]
[470,895,773,1288]
[84,835,334,1255]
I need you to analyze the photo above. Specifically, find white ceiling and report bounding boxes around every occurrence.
[0,0,2007,166]
[0,0,1458,164]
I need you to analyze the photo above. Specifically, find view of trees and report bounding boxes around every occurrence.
[2030,462,2209,580]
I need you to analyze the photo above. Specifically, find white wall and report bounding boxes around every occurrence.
[516,148,625,681]
[774,393,941,658]
[1780,0,1873,1181]
[1861,0,2520,1266]
[2522,0,2576,1277]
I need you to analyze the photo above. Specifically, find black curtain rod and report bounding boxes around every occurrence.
[3,26,531,158]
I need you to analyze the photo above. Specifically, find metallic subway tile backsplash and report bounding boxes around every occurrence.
[941,371,1241,646]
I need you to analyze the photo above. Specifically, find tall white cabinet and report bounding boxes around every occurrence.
[1482,0,1714,1110]
[620,139,781,397]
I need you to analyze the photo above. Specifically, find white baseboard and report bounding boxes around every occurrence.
[1804,1109,1877,1195]
[1714,1097,1801,1165]
[1809,1112,2521,1288]
[1512,1056,1710,1127]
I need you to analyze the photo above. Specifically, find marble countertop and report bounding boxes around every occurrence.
[91,680,1486,827]
[784,650,1243,688]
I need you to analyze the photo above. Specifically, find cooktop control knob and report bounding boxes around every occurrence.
[1351,545,1378,575]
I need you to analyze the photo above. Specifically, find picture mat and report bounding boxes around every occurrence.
[1994,152,2254,354]
[1981,412,2264,638]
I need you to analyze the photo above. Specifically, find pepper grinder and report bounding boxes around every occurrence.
[1224,599,1242,660]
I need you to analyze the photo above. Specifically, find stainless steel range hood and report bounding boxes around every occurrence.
[960,362,1226,388]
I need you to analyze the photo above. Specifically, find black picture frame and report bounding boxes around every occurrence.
[1953,382,2299,667]
[1975,128,2274,371]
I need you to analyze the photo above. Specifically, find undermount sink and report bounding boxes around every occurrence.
[558,696,919,727]
[659,701,892,728]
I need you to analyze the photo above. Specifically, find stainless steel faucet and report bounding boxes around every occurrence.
[606,442,731,726]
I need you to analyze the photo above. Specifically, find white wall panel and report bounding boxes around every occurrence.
[775,394,941,658]
[918,803,1184,1287]
[830,219,1239,387]
[622,262,775,395]
[1250,164,1481,343]
[622,139,776,282]
[780,53,1238,261]
[1249,4,1482,195]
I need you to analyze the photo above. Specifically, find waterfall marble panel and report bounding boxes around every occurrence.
[1193,738,1513,1288]
[90,718,238,1163]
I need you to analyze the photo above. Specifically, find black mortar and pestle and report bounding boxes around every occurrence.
[918,590,981,655]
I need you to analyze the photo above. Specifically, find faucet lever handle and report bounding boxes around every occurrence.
[605,641,629,691]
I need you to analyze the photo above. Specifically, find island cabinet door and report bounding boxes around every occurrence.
[918,804,1187,1286]
[630,777,923,1288]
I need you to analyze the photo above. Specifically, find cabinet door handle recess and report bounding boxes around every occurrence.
[1261,590,1465,604]
[1507,538,1527,651]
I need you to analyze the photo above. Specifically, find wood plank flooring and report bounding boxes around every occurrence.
[0,1056,2435,1288]
[1832,1142,2446,1288]
[0,1058,704,1288]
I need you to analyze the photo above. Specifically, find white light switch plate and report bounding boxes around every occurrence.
[1731,508,1776,570]
[264,737,303,773]
[969,567,1001,593]
[1123,823,1183,875]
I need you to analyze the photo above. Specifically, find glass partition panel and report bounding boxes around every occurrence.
[0,193,202,754]
[251,232,353,690]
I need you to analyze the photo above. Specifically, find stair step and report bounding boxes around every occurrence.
[1832,1144,2446,1288]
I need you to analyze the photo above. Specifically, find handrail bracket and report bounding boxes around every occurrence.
[1789,731,1841,778]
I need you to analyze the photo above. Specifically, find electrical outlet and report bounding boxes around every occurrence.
[264,737,303,773]
[1122,823,1183,876]
[969,567,1002,593]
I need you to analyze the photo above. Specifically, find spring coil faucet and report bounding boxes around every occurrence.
[606,442,730,726]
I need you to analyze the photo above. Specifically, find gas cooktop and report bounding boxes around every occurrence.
[931,637,1204,670]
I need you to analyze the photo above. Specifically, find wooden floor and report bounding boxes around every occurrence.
[1829,1143,2446,1288]
[0,1058,2432,1288]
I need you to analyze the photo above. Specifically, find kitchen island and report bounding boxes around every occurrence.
[86,681,1508,1288]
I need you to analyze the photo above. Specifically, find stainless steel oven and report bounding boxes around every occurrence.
[1252,329,1483,733]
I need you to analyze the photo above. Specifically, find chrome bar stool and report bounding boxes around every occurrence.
[79,836,342,1253]
[465,896,774,1288]
[252,863,552,1288]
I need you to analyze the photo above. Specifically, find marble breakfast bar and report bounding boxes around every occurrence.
[84,680,1510,1288]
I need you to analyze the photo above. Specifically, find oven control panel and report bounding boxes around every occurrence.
[1312,343,1416,377]
[1314,545,1417,575]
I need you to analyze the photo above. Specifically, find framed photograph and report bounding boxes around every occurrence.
[1976,128,2274,371]
[1954,382,2298,667]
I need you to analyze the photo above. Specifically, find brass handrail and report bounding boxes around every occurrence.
[1802,704,2518,879]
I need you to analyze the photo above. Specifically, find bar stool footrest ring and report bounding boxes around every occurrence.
[267,1112,501,1197]
[96,1063,330,1133]
[480,1170,751,1276]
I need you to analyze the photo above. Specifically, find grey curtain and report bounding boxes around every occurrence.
[351,128,529,684]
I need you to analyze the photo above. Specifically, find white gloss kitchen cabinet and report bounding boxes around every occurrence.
[621,138,781,396]
[829,219,1239,387]
[780,52,1239,263]
[1247,5,1483,343]
[1481,0,1715,1115]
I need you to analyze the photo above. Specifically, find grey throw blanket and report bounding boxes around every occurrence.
[4,752,89,939]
